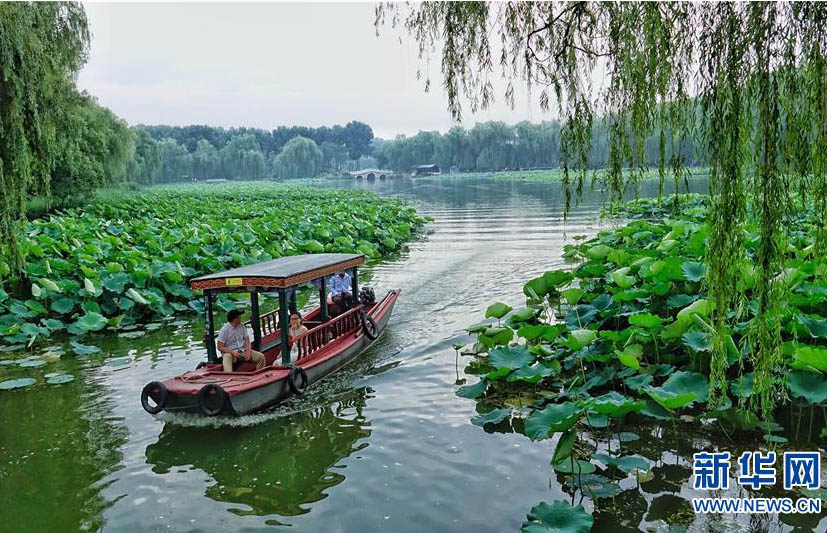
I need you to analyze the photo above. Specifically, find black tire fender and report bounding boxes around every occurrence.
[141,381,168,414]
[360,312,378,340]
[197,384,227,416]
[287,366,309,395]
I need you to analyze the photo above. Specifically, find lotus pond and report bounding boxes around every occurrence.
[459,193,827,531]
[0,181,426,357]
[0,175,824,532]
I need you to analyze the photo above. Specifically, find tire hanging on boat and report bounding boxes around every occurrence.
[195,361,207,370]
[197,384,227,416]
[288,366,309,395]
[360,312,378,340]
[141,381,168,414]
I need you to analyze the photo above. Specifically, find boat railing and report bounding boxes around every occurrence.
[257,309,280,337]
[295,305,363,360]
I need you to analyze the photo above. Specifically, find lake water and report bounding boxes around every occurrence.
[2,176,823,532]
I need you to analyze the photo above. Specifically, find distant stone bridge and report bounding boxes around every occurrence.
[349,168,395,180]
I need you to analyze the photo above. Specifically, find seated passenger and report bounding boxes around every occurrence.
[217,309,265,372]
[329,271,353,311]
[287,312,309,354]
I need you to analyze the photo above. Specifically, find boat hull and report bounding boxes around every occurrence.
[150,289,400,416]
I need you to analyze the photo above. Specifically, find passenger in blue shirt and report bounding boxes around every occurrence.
[329,271,353,311]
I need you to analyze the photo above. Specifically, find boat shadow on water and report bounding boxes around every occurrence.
[145,386,373,521]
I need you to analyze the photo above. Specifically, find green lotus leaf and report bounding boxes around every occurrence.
[681,260,706,282]
[791,345,827,373]
[787,371,827,404]
[507,364,557,383]
[681,330,711,352]
[794,313,827,340]
[456,379,487,399]
[508,307,536,324]
[543,270,574,288]
[73,312,108,333]
[126,288,148,305]
[676,298,714,322]
[485,302,512,319]
[551,428,577,465]
[70,341,101,356]
[629,313,663,329]
[101,273,131,293]
[644,386,697,411]
[662,370,709,404]
[592,453,651,474]
[666,293,696,309]
[612,289,649,302]
[525,402,581,440]
[49,298,76,315]
[625,373,653,391]
[585,244,613,260]
[18,358,46,367]
[619,431,640,442]
[640,398,672,420]
[470,408,511,427]
[0,378,36,390]
[521,500,593,533]
[590,391,645,417]
[563,329,597,351]
[552,460,597,475]
[616,343,642,370]
[731,373,754,399]
[303,240,325,253]
[610,267,636,289]
[518,324,564,342]
[561,288,584,305]
[488,345,534,370]
[466,321,494,333]
[480,327,513,347]
[46,374,75,385]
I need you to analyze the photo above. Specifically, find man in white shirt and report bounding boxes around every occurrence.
[216,309,265,372]
[329,271,353,311]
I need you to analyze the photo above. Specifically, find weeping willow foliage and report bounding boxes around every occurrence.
[378,1,827,419]
[0,3,89,269]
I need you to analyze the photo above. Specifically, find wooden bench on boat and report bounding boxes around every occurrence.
[140,253,401,416]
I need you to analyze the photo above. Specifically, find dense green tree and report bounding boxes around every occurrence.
[128,129,163,185]
[272,136,325,179]
[0,2,89,268]
[51,92,134,199]
[191,139,219,180]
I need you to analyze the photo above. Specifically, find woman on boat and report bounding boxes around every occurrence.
[287,312,309,360]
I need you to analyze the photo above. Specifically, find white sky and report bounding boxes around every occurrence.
[76,2,548,139]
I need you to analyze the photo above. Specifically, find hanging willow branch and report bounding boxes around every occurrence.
[378,1,827,418]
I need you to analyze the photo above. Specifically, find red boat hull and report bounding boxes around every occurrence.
[154,289,400,416]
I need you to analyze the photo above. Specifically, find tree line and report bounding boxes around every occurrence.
[132,121,375,183]
[375,120,702,173]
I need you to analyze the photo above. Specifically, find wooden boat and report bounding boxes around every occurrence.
[140,253,400,416]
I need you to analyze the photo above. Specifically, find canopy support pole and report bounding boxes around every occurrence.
[351,267,359,304]
[205,290,217,364]
[320,277,328,321]
[279,289,290,365]
[250,291,262,351]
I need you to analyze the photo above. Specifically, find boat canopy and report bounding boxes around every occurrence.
[190,253,365,292]
[190,253,364,365]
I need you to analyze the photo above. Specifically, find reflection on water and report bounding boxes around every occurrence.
[146,387,372,519]
[0,361,127,532]
[2,175,823,532]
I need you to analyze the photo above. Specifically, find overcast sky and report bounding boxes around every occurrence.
[77,2,547,139]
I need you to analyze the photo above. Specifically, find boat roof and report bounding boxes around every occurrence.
[190,253,365,291]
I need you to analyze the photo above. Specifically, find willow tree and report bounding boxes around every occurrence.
[378,2,827,420]
[0,3,89,270]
